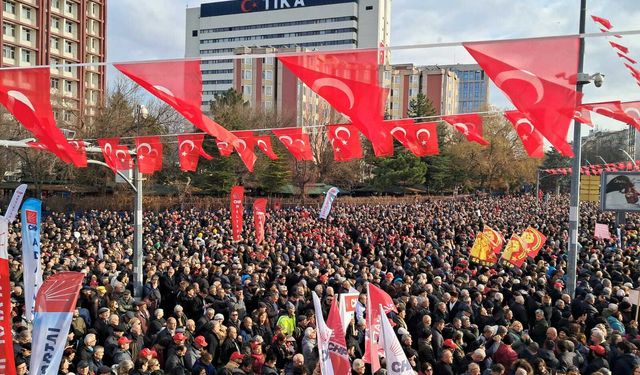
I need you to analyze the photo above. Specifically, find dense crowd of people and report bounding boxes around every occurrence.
[5,194,640,375]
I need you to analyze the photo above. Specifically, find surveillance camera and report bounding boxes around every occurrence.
[593,73,605,88]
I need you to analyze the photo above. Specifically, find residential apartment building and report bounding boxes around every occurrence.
[384,64,459,119]
[1,0,106,129]
[186,0,391,111]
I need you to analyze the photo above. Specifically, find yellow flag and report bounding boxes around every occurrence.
[470,232,496,266]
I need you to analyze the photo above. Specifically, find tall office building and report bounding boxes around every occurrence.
[437,63,490,113]
[186,0,391,109]
[1,0,106,129]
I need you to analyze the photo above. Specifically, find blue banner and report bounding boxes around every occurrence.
[21,198,43,322]
[201,0,356,17]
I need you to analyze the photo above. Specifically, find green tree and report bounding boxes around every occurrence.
[540,149,572,194]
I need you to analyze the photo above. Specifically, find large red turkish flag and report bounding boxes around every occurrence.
[464,36,581,156]
[503,110,544,158]
[389,119,439,156]
[177,134,212,172]
[114,61,256,171]
[0,68,86,166]
[582,101,640,130]
[272,128,314,161]
[135,136,163,174]
[278,50,393,157]
[326,124,362,161]
[441,114,489,145]
[621,101,640,125]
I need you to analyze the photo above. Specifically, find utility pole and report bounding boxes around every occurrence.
[566,0,587,298]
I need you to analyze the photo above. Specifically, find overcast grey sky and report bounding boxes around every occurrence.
[107,0,640,131]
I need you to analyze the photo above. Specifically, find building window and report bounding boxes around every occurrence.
[65,80,73,92]
[264,101,272,109]
[243,70,252,80]
[21,5,31,20]
[3,22,15,37]
[263,70,273,80]
[52,0,60,9]
[51,37,59,49]
[4,1,15,14]
[243,85,252,96]
[65,20,73,33]
[265,86,273,96]
[51,78,59,89]
[3,45,15,59]
[365,5,373,10]
[192,30,198,37]
[22,27,31,41]
[52,17,60,29]
[21,49,31,63]
[65,0,74,13]
[65,40,73,53]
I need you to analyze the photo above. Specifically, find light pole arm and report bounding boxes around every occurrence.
[620,149,635,164]
[86,160,137,192]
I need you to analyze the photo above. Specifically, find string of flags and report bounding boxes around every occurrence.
[591,15,640,87]
[543,160,640,175]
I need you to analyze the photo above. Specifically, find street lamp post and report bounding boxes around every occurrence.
[132,105,148,299]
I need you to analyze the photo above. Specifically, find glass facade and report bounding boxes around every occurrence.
[447,66,489,113]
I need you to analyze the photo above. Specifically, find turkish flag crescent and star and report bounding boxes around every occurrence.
[573,106,593,125]
[177,134,213,172]
[254,135,278,160]
[114,61,256,171]
[278,50,394,157]
[503,110,544,158]
[0,68,86,167]
[464,36,582,156]
[271,127,314,161]
[135,136,163,174]
[581,101,640,130]
[326,124,363,161]
[441,114,489,145]
[230,186,244,241]
[389,119,440,156]
[98,138,122,173]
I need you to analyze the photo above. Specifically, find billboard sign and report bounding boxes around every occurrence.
[201,0,355,17]
[601,171,640,211]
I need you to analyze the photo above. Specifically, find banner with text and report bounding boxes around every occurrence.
[21,198,43,322]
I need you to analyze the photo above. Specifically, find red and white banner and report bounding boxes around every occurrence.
[338,289,359,334]
[177,134,213,172]
[503,111,544,158]
[21,198,43,322]
[389,119,440,156]
[98,138,132,172]
[253,198,267,244]
[114,61,256,171]
[581,101,640,130]
[319,187,340,220]
[573,106,593,125]
[272,127,314,161]
[327,299,351,375]
[441,114,489,145]
[312,292,335,375]
[464,36,581,156]
[135,136,163,174]
[230,186,244,241]
[30,272,84,375]
[364,283,397,373]
[379,307,413,375]
[0,218,15,375]
[3,184,27,223]
[594,223,611,239]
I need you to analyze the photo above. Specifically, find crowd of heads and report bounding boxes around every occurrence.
[5,193,640,374]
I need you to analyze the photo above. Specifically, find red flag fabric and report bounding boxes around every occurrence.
[327,124,363,161]
[271,128,314,161]
[98,138,125,172]
[177,134,213,172]
[504,110,544,157]
[609,41,629,54]
[441,114,489,145]
[464,37,581,156]
[625,63,640,80]
[573,106,593,125]
[327,299,350,375]
[582,101,640,129]
[0,218,15,375]
[230,186,244,241]
[0,67,86,167]
[621,101,640,124]
[114,61,256,171]
[253,198,267,244]
[521,227,547,258]
[216,139,235,157]
[500,235,528,268]
[389,119,439,156]
[254,135,278,160]
[135,136,163,174]
[364,283,397,373]
[591,15,613,30]
[278,50,393,157]
[618,53,637,65]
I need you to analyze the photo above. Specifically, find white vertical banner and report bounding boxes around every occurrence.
[379,306,414,375]
[97,242,104,259]
[338,289,359,333]
[312,292,334,375]
[21,198,43,322]
[3,184,27,222]
[319,187,340,219]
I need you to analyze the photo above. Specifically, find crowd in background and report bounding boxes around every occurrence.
[5,194,640,375]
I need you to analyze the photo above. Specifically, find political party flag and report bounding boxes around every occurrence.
[594,223,611,239]
[319,187,340,220]
[338,289,360,333]
[312,292,334,375]
[379,305,414,375]
[0,218,15,374]
[469,232,497,266]
[3,184,27,222]
[230,186,244,241]
[21,198,43,322]
[253,198,268,244]
[521,227,547,258]
[30,272,84,375]
[483,226,505,254]
[327,299,350,375]
[499,234,528,268]
[364,283,397,373]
